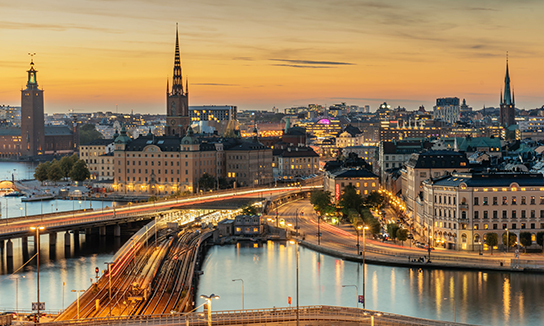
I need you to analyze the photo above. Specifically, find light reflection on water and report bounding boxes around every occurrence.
[197,241,544,326]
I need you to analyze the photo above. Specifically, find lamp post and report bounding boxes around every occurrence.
[71,290,85,319]
[105,262,114,316]
[356,225,363,255]
[10,275,25,314]
[30,226,44,323]
[199,294,220,326]
[362,225,368,309]
[342,284,359,308]
[62,282,65,311]
[232,279,244,310]
[289,240,299,326]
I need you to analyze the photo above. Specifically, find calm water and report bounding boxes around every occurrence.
[197,242,544,326]
[0,234,122,312]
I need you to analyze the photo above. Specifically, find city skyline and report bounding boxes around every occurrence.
[2,0,544,113]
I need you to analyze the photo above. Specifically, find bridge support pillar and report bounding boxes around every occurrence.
[6,239,13,258]
[114,224,121,237]
[65,231,71,248]
[99,226,107,236]
[21,236,28,254]
[73,230,80,250]
[0,240,3,254]
[85,228,92,238]
[49,232,57,246]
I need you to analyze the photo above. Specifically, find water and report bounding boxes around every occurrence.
[0,235,125,312]
[0,161,37,181]
[196,241,544,326]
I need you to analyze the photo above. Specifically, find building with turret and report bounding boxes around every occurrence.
[499,57,516,127]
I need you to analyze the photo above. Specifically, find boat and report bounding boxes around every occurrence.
[4,191,24,197]
[22,195,56,202]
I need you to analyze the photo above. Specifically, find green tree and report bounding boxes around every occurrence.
[536,231,544,249]
[396,228,408,246]
[79,124,104,144]
[386,223,400,241]
[485,233,498,255]
[360,207,380,235]
[502,232,517,249]
[59,154,78,179]
[48,160,63,184]
[198,173,216,191]
[69,160,90,182]
[310,190,332,215]
[241,204,259,215]
[34,161,50,183]
[338,185,364,215]
[520,232,533,252]
[364,191,385,210]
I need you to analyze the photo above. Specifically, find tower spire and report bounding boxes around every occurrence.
[503,52,512,105]
[172,23,184,95]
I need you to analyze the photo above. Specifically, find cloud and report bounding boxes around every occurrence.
[192,83,240,86]
[271,59,354,66]
[0,21,121,33]
[271,64,332,69]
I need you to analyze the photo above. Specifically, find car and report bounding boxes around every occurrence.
[424,244,435,250]
[415,242,425,248]
[407,233,414,239]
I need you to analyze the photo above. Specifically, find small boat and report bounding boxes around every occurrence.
[4,191,24,197]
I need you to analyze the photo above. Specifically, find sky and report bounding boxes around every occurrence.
[2,0,544,114]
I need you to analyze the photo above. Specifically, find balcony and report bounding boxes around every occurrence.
[459,204,468,209]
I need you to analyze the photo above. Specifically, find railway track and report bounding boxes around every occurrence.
[56,226,207,321]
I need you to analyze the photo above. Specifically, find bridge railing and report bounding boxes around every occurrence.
[42,305,471,326]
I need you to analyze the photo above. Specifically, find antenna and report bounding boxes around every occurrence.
[28,52,36,64]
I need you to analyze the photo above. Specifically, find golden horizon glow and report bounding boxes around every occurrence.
[2,1,544,113]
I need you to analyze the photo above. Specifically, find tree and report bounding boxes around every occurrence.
[34,161,50,183]
[502,232,517,249]
[69,160,90,182]
[361,207,380,235]
[310,190,332,215]
[48,160,63,184]
[79,124,104,145]
[520,232,533,252]
[241,204,259,215]
[59,154,78,179]
[198,173,216,191]
[397,228,408,246]
[485,233,498,255]
[364,191,385,210]
[536,232,544,249]
[386,223,400,241]
[338,185,364,215]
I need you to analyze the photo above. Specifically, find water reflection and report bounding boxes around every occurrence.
[197,241,544,326]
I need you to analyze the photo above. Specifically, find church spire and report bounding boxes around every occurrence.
[503,53,512,105]
[172,23,184,95]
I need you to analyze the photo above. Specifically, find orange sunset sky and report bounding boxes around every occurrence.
[1,0,544,114]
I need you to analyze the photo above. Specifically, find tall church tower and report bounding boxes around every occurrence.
[165,25,190,136]
[21,56,45,156]
[499,56,516,127]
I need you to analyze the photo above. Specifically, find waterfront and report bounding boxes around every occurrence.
[197,241,544,326]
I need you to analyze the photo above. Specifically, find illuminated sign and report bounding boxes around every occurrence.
[335,183,340,201]
[317,118,331,125]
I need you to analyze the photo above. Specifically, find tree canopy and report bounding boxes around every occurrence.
[198,173,216,191]
[80,124,104,144]
[310,190,333,215]
[485,233,498,255]
[69,160,91,182]
[34,156,90,183]
[241,204,259,215]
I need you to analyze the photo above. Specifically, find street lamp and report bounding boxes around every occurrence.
[30,226,44,323]
[232,279,244,310]
[10,275,25,315]
[342,284,359,308]
[362,225,369,310]
[105,262,114,316]
[289,240,299,326]
[356,225,363,255]
[71,290,85,319]
[200,294,220,326]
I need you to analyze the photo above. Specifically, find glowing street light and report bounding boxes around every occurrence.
[200,294,220,326]
[30,226,45,323]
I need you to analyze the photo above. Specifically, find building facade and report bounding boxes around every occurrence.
[225,138,273,187]
[80,139,115,180]
[422,172,544,251]
[433,97,460,125]
[274,146,319,180]
[325,168,379,202]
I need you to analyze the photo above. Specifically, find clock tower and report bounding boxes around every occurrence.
[21,56,45,156]
[165,25,190,136]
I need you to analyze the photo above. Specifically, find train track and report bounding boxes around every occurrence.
[56,226,206,321]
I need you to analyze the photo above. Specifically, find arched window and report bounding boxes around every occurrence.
[461,234,467,243]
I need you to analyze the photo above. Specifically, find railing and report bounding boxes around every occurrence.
[40,305,472,326]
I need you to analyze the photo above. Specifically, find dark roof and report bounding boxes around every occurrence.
[330,168,378,179]
[382,140,432,154]
[343,125,361,137]
[45,126,73,136]
[123,134,215,152]
[0,128,21,136]
[81,139,114,146]
[100,152,114,157]
[224,138,269,151]
[278,146,318,158]
[406,150,469,169]
[430,172,544,187]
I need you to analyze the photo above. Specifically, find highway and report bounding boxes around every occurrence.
[0,185,322,241]
[275,199,515,268]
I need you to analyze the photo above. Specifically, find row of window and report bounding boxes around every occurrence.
[119,176,190,183]
[474,195,544,206]
[434,195,457,205]
[473,210,544,219]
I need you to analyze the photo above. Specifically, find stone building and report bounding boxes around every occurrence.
[325,168,379,202]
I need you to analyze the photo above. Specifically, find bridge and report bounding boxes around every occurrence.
[44,305,469,326]
[0,185,321,262]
